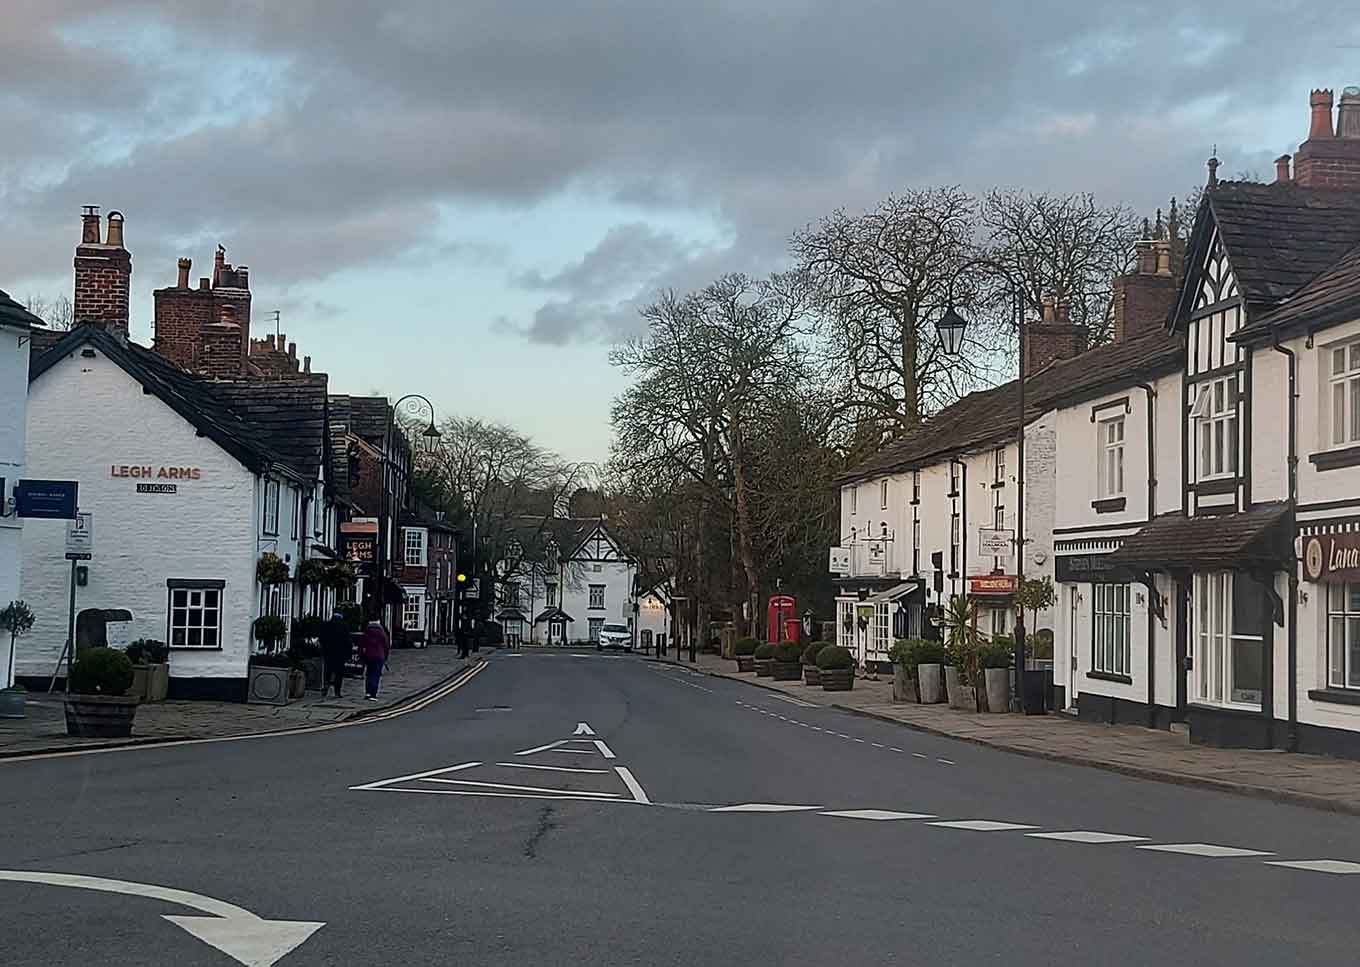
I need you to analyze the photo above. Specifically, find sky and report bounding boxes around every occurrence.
[3,1,1358,462]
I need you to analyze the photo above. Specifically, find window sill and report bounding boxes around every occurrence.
[1086,670,1133,685]
[1309,445,1360,472]
[1092,497,1127,514]
[1308,688,1360,707]
[170,645,224,652]
[1192,477,1237,495]
[947,490,960,499]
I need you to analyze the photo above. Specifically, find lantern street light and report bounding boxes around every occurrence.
[934,306,970,356]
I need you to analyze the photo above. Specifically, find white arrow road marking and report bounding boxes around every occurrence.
[573,722,596,735]
[1027,831,1148,845]
[1266,859,1360,874]
[0,871,323,967]
[1136,843,1272,858]
[614,766,650,804]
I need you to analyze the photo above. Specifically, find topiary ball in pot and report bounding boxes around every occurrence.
[733,637,759,657]
[65,647,140,738]
[773,642,803,663]
[70,647,135,695]
[801,641,823,665]
[753,642,777,659]
[816,644,855,691]
[752,641,777,676]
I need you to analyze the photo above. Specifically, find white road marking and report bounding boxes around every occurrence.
[514,740,570,756]
[928,820,1040,832]
[615,766,651,804]
[495,762,610,775]
[593,739,617,759]
[1027,831,1148,844]
[571,654,590,658]
[709,803,823,812]
[853,738,866,743]
[363,786,644,804]
[424,778,621,798]
[819,809,936,821]
[890,748,904,753]
[1266,859,1360,874]
[542,748,597,755]
[773,695,818,708]
[474,707,512,712]
[1136,843,1273,858]
[0,870,324,967]
[573,722,596,735]
[349,761,480,791]
[911,753,928,759]
[937,758,956,765]
[871,743,885,749]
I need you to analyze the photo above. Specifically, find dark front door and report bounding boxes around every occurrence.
[1174,579,1189,721]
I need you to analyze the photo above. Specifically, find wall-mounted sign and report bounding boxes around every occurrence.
[828,547,851,574]
[136,483,177,495]
[1303,533,1360,583]
[110,465,202,480]
[14,479,78,519]
[968,574,1017,596]
[978,528,1014,556]
[65,512,94,560]
[1054,553,1137,585]
[343,534,376,566]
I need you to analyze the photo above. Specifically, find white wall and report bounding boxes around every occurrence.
[18,348,258,681]
[1294,317,1360,506]
[637,591,671,648]
[0,326,28,685]
[560,558,635,642]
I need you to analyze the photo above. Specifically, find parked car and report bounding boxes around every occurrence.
[597,623,633,651]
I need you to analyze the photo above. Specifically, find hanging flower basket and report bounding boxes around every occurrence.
[256,553,290,586]
[321,561,356,591]
[294,559,328,587]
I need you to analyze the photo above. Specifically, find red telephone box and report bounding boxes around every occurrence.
[766,594,800,644]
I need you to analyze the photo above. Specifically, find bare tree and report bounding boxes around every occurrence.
[791,187,1004,435]
[23,294,74,330]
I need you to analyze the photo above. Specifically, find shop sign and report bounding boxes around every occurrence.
[343,533,376,567]
[14,479,78,519]
[828,546,851,574]
[968,574,1017,596]
[978,528,1014,556]
[1054,553,1138,585]
[110,465,203,480]
[1303,533,1360,583]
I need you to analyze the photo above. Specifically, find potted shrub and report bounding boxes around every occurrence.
[124,639,170,703]
[801,641,824,686]
[65,647,138,737]
[887,639,920,703]
[816,644,855,691]
[771,642,803,681]
[910,638,946,704]
[248,616,293,706]
[733,636,759,672]
[979,639,1013,714]
[291,616,325,690]
[753,642,777,677]
[1,600,36,719]
[942,595,980,712]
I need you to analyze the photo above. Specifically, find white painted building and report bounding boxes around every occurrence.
[0,292,43,687]
[17,326,336,699]
[637,581,672,653]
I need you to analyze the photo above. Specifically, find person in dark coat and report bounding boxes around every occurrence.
[359,619,391,700]
[319,611,351,699]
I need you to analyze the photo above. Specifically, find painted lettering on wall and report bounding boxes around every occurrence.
[110,466,203,480]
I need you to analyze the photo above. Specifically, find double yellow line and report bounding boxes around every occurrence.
[1,660,488,764]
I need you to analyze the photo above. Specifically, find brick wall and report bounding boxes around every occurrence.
[201,322,245,379]
[1292,88,1360,192]
[1112,270,1178,343]
[72,209,132,335]
[153,287,215,370]
[1025,323,1087,374]
[152,248,252,377]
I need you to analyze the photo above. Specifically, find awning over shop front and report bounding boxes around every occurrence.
[863,580,923,604]
[1105,502,1291,573]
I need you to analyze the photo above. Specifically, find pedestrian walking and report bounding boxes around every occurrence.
[319,610,351,699]
[360,619,390,701]
[457,628,469,660]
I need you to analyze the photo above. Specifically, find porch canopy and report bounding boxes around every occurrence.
[863,580,923,605]
[496,607,528,623]
[1104,502,1291,573]
[534,606,575,625]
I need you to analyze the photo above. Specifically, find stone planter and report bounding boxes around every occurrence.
[802,664,821,686]
[127,663,170,703]
[65,694,138,737]
[300,657,324,691]
[736,655,756,673]
[247,664,293,706]
[984,667,1011,714]
[916,663,944,704]
[0,688,26,719]
[288,668,306,699]
[944,667,978,712]
[753,658,774,678]
[771,660,802,681]
[820,667,854,691]
[892,665,919,703]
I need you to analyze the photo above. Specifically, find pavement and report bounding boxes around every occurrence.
[0,646,476,757]
[679,651,1360,815]
[3,649,1360,966]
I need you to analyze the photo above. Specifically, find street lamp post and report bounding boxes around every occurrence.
[935,278,1029,713]
[377,394,441,630]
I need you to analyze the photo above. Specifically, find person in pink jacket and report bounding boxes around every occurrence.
[359,619,390,700]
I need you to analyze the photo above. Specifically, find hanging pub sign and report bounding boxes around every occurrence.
[1303,533,1360,583]
[828,546,851,574]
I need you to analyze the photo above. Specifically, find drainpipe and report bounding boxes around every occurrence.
[1272,332,1299,752]
[1135,382,1158,728]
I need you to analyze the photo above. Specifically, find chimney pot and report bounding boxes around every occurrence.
[1206,154,1220,187]
[1055,299,1070,324]
[237,266,250,289]
[303,355,311,374]
[176,257,192,289]
[287,341,296,359]
[220,303,238,325]
[105,210,125,248]
[199,277,210,290]
[1339,86,1360,139]
[1040,297,1056,323]
[1309,88,1336,139]
[1275,154,1293,183]
[1136,239,1158,275]
[80,206,102,244]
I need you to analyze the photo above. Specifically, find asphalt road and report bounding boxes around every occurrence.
[3,649,1360,966]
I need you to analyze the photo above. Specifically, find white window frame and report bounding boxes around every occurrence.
[262,479,280,535]
[1328,342,1360,448]
[1091,583,1130,677]
[873,602,890,660]
[403,590,425,631]
[1192,571,1264,709]
[837,599,854,651]
[1097,416,1126,499]
[404,527,427,567]
[949,463,960,494]
[912,516,921,575]
[588,584,606,610]
[1327,582,1360,690]
[990,607,1011,640]
[879,478,889,509]
[545,583,558,608]
[1194,376,1239,481]
[994,447,1005,485]
[168,584,223,649]
[950,511,960,574]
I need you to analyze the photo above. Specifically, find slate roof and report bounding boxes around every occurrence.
[840,328,1183,485]
[0,288,44,330]
[209,377,328,480]
[348,396,391,440]
[1104,502,1292,572]
[1237,239,1360,341]
[327,394,354,503]
[30,325,323,482]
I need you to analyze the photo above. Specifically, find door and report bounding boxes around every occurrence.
[1067,585,1080,709]
[1174,579,1189,721]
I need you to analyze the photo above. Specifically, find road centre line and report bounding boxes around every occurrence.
[515,740,571,756]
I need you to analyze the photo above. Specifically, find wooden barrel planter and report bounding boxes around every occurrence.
[65,695,138,738]
[736,656,756,673]
[753,658,775,677]
[771,661,802,681]
[802,664,821,686]
[820,668,855,691]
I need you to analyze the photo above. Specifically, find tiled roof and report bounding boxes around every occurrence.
[1031,329,1183,410]
[29,325,322,482]
[1238,239,1360,340]
[327,394,353,502]
[1105,502,1291,572]
[0,288,44,330]
[348,396,391,439]
[209,377,328,480]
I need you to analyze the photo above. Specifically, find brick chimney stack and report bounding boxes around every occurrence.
[72,205,132,336]
[153,243,252,376]
[1109,207,1182,343]
[1024,295,1088,373]
[1293,86,1360,190]
[176,258,192,289]
[1275,154,1292,183]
